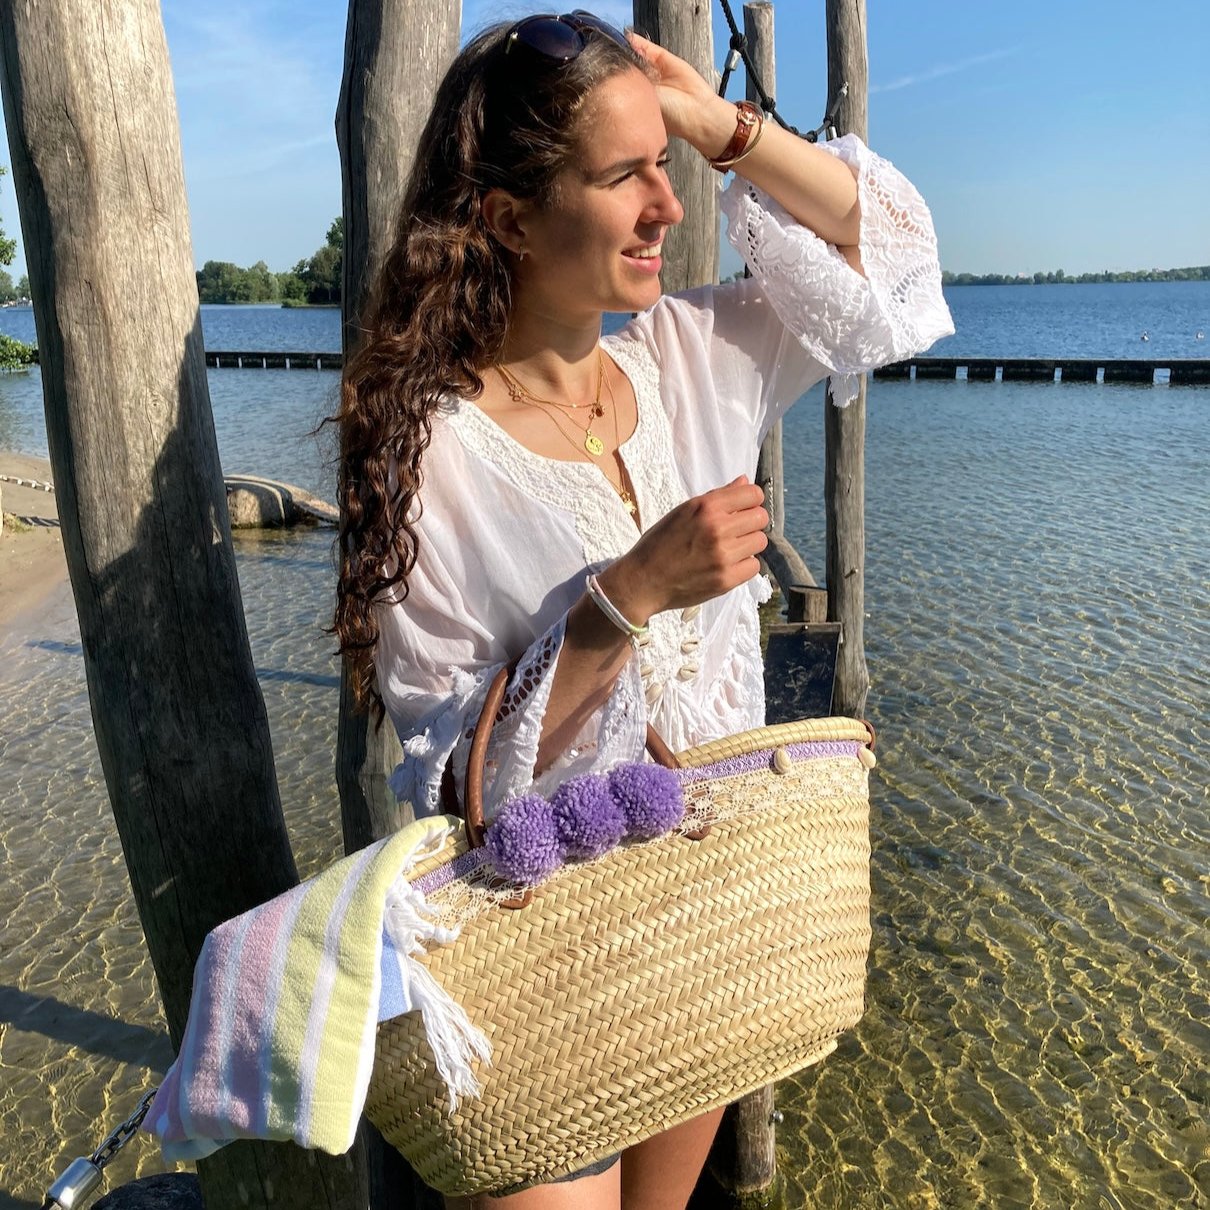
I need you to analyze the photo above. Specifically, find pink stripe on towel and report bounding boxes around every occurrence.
[221,891,297,1130]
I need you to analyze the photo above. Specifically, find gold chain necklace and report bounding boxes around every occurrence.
[495,351,637,518]
[603,368,638,518]
[496,351,606,457]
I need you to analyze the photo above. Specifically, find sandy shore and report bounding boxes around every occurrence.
[0,451,69,631]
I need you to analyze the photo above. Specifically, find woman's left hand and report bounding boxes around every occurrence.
[628,32,725,150]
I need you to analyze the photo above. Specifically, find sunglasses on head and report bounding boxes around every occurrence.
[505,10,631,62]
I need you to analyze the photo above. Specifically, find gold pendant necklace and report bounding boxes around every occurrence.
[497,350,607,458]
[604,368,637,518]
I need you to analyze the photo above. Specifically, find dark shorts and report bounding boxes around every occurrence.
[495,1152,620,1196]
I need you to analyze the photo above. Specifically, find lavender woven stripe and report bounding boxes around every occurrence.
[676,740,862,786]
[413,846,491,896]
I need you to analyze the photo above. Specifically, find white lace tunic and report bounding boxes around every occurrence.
[375,135,954,821]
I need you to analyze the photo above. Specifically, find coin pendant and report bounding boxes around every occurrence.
[584,432,604,457]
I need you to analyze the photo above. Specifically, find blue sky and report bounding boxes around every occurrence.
[1,0,1206,279]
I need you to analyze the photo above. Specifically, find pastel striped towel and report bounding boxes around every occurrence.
[147,815,490,1161]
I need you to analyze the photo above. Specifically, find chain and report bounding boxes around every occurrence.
[715,0,848,143]
[89,1088,159,1171]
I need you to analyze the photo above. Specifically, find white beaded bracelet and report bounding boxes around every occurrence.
[585,573,650,646]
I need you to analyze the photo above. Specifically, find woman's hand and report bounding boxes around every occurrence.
[630,31,862,255]
[601,476,769,624]
[628,31,731,152]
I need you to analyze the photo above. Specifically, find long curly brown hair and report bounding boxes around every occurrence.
[334,20,647,710]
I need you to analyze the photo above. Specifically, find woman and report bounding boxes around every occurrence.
[336,12,952,1208]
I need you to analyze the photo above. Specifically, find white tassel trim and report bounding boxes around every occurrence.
[383,877,493,1112]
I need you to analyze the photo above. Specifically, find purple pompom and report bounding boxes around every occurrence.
[485,794,561,884]
[551,774,626,860]
[609,763,684,839]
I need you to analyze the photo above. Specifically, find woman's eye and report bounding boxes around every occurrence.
[657,157,672,170]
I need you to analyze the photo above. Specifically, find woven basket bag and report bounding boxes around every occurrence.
[365,667,874,1195]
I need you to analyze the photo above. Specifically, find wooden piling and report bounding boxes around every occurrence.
[824,0,870,718]
[335,0,459,858]
[337,4,460,1207]
[748,2,786,544]
[633,0,718,290]
[0,2,367,1206]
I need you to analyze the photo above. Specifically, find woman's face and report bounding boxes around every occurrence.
[512,68,685,320]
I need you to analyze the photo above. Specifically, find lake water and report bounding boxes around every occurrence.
[0,285,1207,1208]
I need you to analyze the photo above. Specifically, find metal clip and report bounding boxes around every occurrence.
[44,1088,159,1209]
[46,1157,103,1209]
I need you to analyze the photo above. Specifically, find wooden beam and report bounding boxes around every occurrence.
[0,1,367,1205]
[335,0,459,857]
[337,5,460,1207]
[747,2,786,542]
[633,0,718,291]
[824,0,870,718]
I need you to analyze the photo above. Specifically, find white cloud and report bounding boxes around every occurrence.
[872,48,1018,94]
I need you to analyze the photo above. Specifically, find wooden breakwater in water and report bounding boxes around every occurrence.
[205,350,343,369]
[204,352,1210,384]
[873,358,1210,385]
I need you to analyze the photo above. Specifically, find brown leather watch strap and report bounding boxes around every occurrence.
[710,101,762,172]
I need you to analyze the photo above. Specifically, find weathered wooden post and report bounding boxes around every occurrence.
[337,3,460,1207]
[335,0,462,858]
[0,1,367,1206]
[633,0,718,289]
[823,0,870,717]
[747,1,784,544]
[705,4,782,1206]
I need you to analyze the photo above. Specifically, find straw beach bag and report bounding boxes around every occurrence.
[365,666,875,1195]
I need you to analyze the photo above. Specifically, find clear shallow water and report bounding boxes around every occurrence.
[1,296,1208,1207]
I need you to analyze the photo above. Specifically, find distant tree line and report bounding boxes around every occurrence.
[0,269,30,303]
[0,164,36,367]
[195,217,343,305]
[943,266,1210,286]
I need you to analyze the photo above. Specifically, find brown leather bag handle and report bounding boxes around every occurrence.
[462,664,685,852]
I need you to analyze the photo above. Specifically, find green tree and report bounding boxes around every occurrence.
[196,260,244,303]
[304,242,342,304]
[277,269,307,303]
[0,167,16,266]
[17,274,30,298]
[245,260,279,303]
[0,166,36,366]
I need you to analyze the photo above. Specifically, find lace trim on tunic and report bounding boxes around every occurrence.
[721,133,954,405]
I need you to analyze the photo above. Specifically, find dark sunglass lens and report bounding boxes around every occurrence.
[563,11,630,51]
[510,16,585,61]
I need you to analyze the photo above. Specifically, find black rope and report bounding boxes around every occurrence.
[714,0,847,144]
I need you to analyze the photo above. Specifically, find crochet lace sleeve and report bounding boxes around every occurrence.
[382,618,564,823]
[380,612,648,826]
[720,133,953,404]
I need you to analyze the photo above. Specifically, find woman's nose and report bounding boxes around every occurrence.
[646,171,684,228]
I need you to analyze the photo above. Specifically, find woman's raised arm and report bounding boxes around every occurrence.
[630,33,863,264]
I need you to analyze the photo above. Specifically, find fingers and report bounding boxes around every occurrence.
[708,476,768,535]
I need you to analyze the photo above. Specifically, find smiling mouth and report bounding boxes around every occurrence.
[623,242,663,260]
